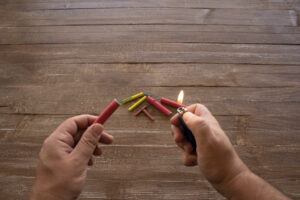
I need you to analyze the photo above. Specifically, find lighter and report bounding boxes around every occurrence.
[177,107,197,152]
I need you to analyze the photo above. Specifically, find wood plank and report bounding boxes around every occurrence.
[0,175,297,199]
[0,175,297,200]
[2,25,300,34]
[1,114,299,147]
[0,86,299,116]
[0,143,298,199]
[1,64,300,88]
[0,0,299,199]
[0,43,300,65]
[0,8,297,26]
[1,114,299,133]
[1,25,300,45]
[2,128,299,148]
[1,0,299,10]
[0,176,225,200]
[0,143,299,178]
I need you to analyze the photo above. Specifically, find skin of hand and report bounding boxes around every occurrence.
[170,104,290,199]
[170,104,248,186]
[30,115,114,200]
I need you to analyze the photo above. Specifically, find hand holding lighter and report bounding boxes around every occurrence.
[177,107,197,152]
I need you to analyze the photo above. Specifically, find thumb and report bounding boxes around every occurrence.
[72,123,103,164]
[182,112,208,142]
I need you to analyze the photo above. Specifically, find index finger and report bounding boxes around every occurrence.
[170,104,208,126]
[170,104,197,127]
[55,114,97,136]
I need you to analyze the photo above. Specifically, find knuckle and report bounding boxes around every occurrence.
[196,104,209,112]
[68,156,81,167]
[174,133,183,143]
[63,117,74,126]
[42,137,51,147]
[197,119,210,133]
[194,117,205,125]
[182,154,191,166]
[196,103,206,109]
[77,114,90,119]
[200,118,210,128]
[174,136,181,143]
[38,150,44,159]
[183,161,189,166]
[182,153,188,165]
[186,116,204,128]
[82,135,98,148]
[66,116,75,122]
[176,141,183,149]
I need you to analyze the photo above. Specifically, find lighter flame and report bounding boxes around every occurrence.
[177,90,184,104]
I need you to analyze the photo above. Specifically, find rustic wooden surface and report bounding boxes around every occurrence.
[0,0,300,199]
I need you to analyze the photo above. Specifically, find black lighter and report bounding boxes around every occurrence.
[177,107,197,152]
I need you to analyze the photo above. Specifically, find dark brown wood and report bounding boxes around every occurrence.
[0,8,297,26]
[1,43,300,65]
[1,0,300,10]
[1,25,300,45]
[1,64,300,87]
[0,0,299,199]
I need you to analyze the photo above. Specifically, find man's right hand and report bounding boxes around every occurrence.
[170,104,250,194]
[171,104,248,186]
[170,104,290,200]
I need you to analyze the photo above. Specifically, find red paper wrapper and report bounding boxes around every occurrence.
[143,109,155,121]
[93,99,120,124]
[147,96,172,116]
[135,105,155,121]
[135,105,147,116]
[160,97,186,108]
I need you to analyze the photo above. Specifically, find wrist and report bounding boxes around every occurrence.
[215,168,254,199]
[30,182,57,200]
[211,152,251,198]
[30,179,71,200]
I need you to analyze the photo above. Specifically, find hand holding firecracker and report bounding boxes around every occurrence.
[30,115,114,200]
[30,91,290,200]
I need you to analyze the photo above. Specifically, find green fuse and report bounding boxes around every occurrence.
[121,92,144,104]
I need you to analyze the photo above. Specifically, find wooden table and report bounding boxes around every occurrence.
[0,1,299,199]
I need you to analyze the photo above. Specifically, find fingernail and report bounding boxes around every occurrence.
[92,124,103,136]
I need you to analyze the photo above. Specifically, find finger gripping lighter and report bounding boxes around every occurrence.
[177,107,197,152]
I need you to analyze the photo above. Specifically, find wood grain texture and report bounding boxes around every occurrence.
[1,64,300,87]
[1,25,300,45]
[0,8,297,27]
[0,0,299,199]
[1,43,300,65]
[1,0,300,10]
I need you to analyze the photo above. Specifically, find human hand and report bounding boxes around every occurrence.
[170,104,248,188]
[30,115,114,200]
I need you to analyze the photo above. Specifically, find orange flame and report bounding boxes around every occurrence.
[177,90,184,104]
